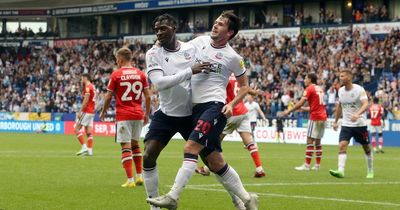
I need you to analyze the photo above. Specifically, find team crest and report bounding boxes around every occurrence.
[184,52,192,60]
[214,52,223,59]
[239,60,245,69]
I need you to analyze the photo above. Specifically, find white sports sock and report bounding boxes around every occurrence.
[338,153,347,173]
[217,166,251,203]
[168,161,197,201]
[365,152,373,173]
[215,175,243,206]
[82,144,87,149]
[143,167,159,199]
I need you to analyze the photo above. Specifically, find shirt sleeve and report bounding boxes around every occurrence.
[359,87,368,101]
[146,48,163,74]
[148,68,192,91]
[230,54,246,77]
[107,73,115,92]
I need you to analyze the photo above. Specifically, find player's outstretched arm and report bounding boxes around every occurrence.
[281,98,306,117]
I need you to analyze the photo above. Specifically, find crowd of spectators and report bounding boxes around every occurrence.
[1,27,400,120]
[0,27,58,38]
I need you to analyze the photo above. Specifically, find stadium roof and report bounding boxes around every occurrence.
[0,0,135,9]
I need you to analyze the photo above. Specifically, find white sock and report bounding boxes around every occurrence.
[82,144,87,149]
[128,177,134,182]
[365,152,373,173]
[217,166,251,203]
[215,175,243,206]
[168,160,197,201]
[256,166,264,173]
[338,153,347,173]
[143,167,159,199]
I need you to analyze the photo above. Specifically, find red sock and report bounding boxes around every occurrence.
[305,144,314,165]
[247,143,262,168]
[75,131,85,145]
[121,149,133,179]
[378,137,383,149]
[132,145,142,174]
[372,136,376,149]
[315,144,322,165]
[87,134,93,149]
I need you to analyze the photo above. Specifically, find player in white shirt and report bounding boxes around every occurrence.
[143,14,210,210]
[147,11,258,210]
[330,69,373,179]
[245,95,267,139]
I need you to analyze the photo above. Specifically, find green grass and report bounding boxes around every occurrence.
[0,133,399,210]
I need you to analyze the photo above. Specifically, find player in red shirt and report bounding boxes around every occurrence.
[196,76,266,180]
[75,73,96,156]
[368,97,385,153]
[281,73,327,171]
[100,47,151,188]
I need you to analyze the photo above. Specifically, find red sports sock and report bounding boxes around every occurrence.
[305,144,314,165]
[315,144,322,165]
[247,143,262,168]
[378,137,383,148]
[87,134,93,149]
[121,149,133,179]
[75,131,85,145]
[132,145,142,174]
[371,136,376,149]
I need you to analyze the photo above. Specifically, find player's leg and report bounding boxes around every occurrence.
[312,121,325,170]
[329,140,349,178]
[85,126,94,156]
[378,126,384,153]
[74,115,87,155]
[207,151,258,209]
[130,120,144,185]
[355,126,374,178]
[295,120,316,170]
[240,131,265,177]
[117,121,135,187]
[371,126,377,153]
[143,110,177,210]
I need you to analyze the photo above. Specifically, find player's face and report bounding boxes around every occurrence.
[304,76,311,87]
[339,72,351,85]
[81,76,86,85]
[154,20,176,47]
[211,16,233,42]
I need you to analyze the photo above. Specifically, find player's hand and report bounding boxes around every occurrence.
[222,103,233,118]
[333,122,338,131]
[143,115,149,126]
[191,62,211,74]
[351,113,360,122]
[100,111,106,122]
[278,110,289,117]
[77,112,82,120]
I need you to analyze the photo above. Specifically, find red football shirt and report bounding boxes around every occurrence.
[107,67,149,121]
[82,83,96,114]
[226,77,248,116]
[302,84,327,121]
[368,104,384,126]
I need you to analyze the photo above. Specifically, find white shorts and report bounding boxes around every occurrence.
[370,125,383,133]
[223,114,251,134]
[76,113,94,127]
[116,120,143,143]
[307,120,326,139]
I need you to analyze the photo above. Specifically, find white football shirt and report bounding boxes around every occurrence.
[145,41,196,117]
[245,101,260,122]
[189,36,246,104]
[338,84,368,127]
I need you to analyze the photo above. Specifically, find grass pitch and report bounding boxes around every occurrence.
[0,133,399,210]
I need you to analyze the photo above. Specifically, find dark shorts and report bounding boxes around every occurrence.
[277,126,284,133]
[339,126,370,145]
[144,110,193,145]
[189,102,227,156]
[250,122,257,131]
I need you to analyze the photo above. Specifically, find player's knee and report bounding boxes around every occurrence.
[143,146,159,168]
[378,133,383,137]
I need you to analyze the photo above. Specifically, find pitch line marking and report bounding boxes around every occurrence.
[186,181,400,187]
[186,186,400,207]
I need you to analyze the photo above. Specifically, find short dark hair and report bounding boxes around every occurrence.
[373,97,379,103]
[82,73,91,81]
[220,10,241,40]
[340,69,353,76]
[307,73,317,84]
[152,13,177,28]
